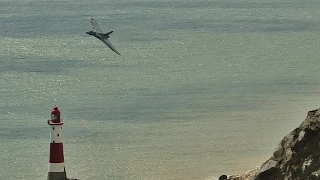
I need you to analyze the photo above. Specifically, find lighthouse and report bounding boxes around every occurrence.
[47,106,77,180]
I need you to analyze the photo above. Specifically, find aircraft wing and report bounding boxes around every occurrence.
[100,38,121,55]
[90,18,104,33]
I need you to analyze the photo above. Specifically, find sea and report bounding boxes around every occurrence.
[1,0,320,179]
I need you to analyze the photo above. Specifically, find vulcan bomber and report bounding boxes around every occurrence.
[86,18,121,55]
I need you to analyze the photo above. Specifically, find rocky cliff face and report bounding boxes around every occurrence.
[223,108,320,180]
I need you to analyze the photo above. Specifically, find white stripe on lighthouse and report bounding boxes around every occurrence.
[50,125,63,143]
[49,163,66,172]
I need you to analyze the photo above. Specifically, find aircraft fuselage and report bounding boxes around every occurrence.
[86,31,109,40]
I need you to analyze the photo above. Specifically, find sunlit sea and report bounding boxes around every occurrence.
[1,0,320,179]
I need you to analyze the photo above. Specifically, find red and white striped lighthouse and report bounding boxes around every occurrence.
[47,106,68,180]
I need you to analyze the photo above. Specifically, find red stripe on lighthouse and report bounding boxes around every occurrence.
[49,143,64,163]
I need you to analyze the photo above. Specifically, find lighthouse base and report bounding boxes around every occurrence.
[47,171,67,180]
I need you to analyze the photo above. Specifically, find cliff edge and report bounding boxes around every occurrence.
[220,108,320,180]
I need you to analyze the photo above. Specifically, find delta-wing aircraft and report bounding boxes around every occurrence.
[86,18,121,55]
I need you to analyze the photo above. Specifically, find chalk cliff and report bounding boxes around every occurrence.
[221,108,320,180]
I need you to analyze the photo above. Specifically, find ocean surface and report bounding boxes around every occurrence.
[1,0,320,179]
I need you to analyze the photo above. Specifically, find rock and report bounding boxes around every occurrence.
[228,168,258,180]
[219,108,320,180]
[219,175,228,180]
[254,108,320,180]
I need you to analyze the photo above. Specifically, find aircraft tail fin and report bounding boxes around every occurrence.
[105,31,113,36]
[102,31,113,38]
